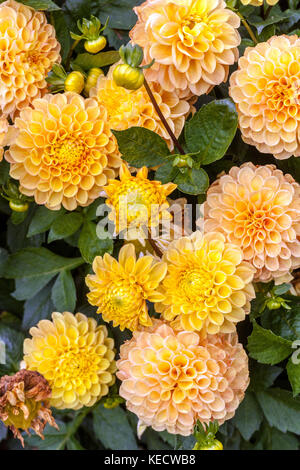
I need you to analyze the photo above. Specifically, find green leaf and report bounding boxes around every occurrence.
[73,51,120,70]
[51,270,76,313]
[247,321,292,365]
[232,392,263,440]
[174,168,209,195]
[23,281,55,330]
[268,428,299,450]
[256,388,300,434]
[184,99,238,165]
[0,248,8,277]
[78,221,113,264]
[27,206,64,237]
[0,324,25,375]
[66,436,85,450]
[94,0,142,30]
[52,11,72,62]
[249,363,283,392]
[155,161,178,183]
[24,420,68,450]
[261,303,300,342]
[248,12,291,34]
[112,127,170,168]
[18,0,60,10]
[4,247,83,279]
[93,405,139,450]
[48,212,83,243]
[13,273,55,301]
[0,160,10,185]
[287,358,300,397]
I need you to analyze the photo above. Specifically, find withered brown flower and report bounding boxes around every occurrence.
[0,369,58,446]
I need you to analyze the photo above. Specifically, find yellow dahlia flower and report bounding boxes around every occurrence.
[204,162,300,283]
[130,0,241,96]
[230,35,300,160]
[104,163,177,237]
[90,65,195,150]
[23,312,116,410]
[86,243,167,331]
[155,231,255,335]
[117,319,249,436]
[5,93,122,210]
[240,0,279,5]
[0,0,61,118]
[0,370,58,446]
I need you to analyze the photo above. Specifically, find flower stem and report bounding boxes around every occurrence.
[264,5,272,19]
[65,39,80,71]
[237,12,258,45]
[143,78,185,155]
[147,229,163,258]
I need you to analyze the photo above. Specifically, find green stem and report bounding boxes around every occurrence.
[237,12,258,44]
[65,40,80,71]
[143,78,185,155]
[59,404,96,450]
[264,5,272,19]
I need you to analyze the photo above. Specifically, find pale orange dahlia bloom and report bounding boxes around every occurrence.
[117,319,249,436]
[104,163,177,237]
[90,65,195,151]
[86,244,167,331]
[230,35,300,160]
[155,231,255,335]
[0,0,61,118]
[5,93,122,210]
[130,0,240,96]
[204,162,300,283]
[23,311,116,410]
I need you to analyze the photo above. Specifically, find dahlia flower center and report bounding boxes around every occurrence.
[58,349,98,380]
[115,183,162,225]
[100,87,134,124]
[105,282,143,314]
[179,268,213,300]
[265,77,300,110]
[47,138,87,171]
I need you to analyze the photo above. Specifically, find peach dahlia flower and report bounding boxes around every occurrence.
[0,0,61,118]
[90,65,195,151]
[23,312,116,410]
[204,163,300,283]
[130,0,240,96]
[230,35,300,160]
[155,231,255,335]
[117,319,249,436]
[86,244,167,331]
[5,93,122,210]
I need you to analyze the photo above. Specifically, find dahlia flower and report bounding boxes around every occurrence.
[23,311,116,410]
[155,231,255,335]
[0,0,61,118]
[5,93,122,210]
[230,35,300,160]
[130,0,240,96]
[204,162,300,283]
[86,243,167,331]
[117,319,249,436]
[90,65,195,150]
[104,163,177,237]
[0,370,58,446]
